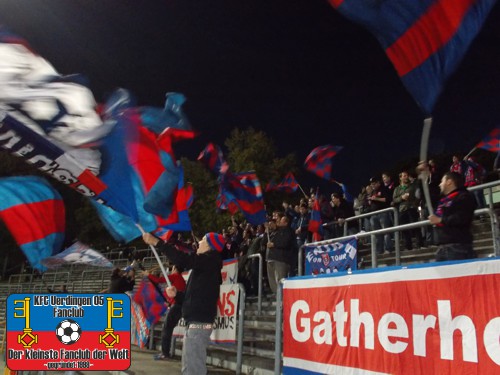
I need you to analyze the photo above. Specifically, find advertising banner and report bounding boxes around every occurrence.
[283,259,500,374]
[304,238,357,275]
[173,283,240,343]
[6,293,130,372]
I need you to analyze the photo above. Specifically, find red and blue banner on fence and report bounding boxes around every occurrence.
[304,238,357,275]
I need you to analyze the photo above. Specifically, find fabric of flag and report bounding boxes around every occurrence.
[198,143,228,174]
[133,277,168,326]
[329,0,497,114]
[265,172,299,193]
[308,193,323,242]
[220,172,267,225]
[476,126,500,152]
[91,90,196,242]
[198,143,266,225]
[0,176,65,271]
[92,163,193,243]
[216,191,239,215]
[0,28,113,172]
[41,241,113,269]
[304,145,343,181]
[130,298,150,349]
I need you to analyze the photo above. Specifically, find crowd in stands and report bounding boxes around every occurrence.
[103,154,490,297]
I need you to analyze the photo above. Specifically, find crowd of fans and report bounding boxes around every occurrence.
[108,154,489,296]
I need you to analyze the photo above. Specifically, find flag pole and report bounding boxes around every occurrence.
[418,117,434,216]
[297,183,309,199]
[464,147,477,160]
[136,224,171,287]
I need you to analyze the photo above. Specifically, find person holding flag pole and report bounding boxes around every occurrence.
[142,231,224,375]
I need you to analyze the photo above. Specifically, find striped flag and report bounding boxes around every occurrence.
[304,145,343,181]
[476,126,500,152]
[0,176,65,271]
[266,172,299,193]
[329,0,497,114]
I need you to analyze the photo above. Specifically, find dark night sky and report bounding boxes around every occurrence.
[1,0,500,191]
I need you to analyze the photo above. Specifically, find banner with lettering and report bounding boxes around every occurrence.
[304,238,357,275]
[282,258,500,374]
[173,283,240,343]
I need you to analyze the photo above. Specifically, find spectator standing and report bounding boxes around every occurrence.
[392,171,424,250]
[108,267,135,293]
[142,232,224,375]
[464,156,486,209]
[266,216,295,294]
[368,177,394,254]
[428,172,476,261]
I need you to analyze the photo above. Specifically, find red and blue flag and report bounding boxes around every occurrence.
[199,143,266,225]
[0,176,65,271]
[304,145,343,181]
[329,0,497,114]
[266,172,299,193]
[221,171,267,225]
[476,126,500,152]
[198,143,228,174]
[133,277,168,326]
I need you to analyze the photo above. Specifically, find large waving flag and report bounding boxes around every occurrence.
[198,143,228,174]
[221,172,267,225]
[476,126,500,152]
[199,143,266,225]
[92,163,193,243]
[90,89,196,242]
[329,0,497,114]
[41,242,113,269]
[0,27,112,172]
[304,145,343,181]
[265,172,299,193]
[0,176,65,271]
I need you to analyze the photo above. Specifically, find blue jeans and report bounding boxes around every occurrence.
[436,243,476,261]
[182,324,212,374]
[370,212,393,253]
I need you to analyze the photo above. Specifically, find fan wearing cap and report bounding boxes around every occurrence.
[142,231,224,375]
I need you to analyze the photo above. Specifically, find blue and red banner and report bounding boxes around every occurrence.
[304,145,342,181]
[329,0,498,114]
[6,293,131,371]
[304,238,357,275]
[0,176,65,272]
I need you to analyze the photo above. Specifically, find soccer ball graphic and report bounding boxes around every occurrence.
[55,319,82,345]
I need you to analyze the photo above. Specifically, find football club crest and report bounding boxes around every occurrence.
[6,293,131,371]
[321,253,331,267]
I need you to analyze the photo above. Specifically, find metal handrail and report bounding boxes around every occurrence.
[274,280,283,375]
[247,253,263,315]
[299,207,497,275]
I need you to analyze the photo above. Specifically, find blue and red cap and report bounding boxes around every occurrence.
[205,232,225,252]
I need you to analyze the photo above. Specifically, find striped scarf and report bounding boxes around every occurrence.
[435,190,460,226]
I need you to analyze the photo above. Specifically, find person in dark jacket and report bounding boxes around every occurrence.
[144,265,186,360]
[142,231,224,375]
[428,171,476,261]
[266,215,295,294]
[107,267,135,293]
